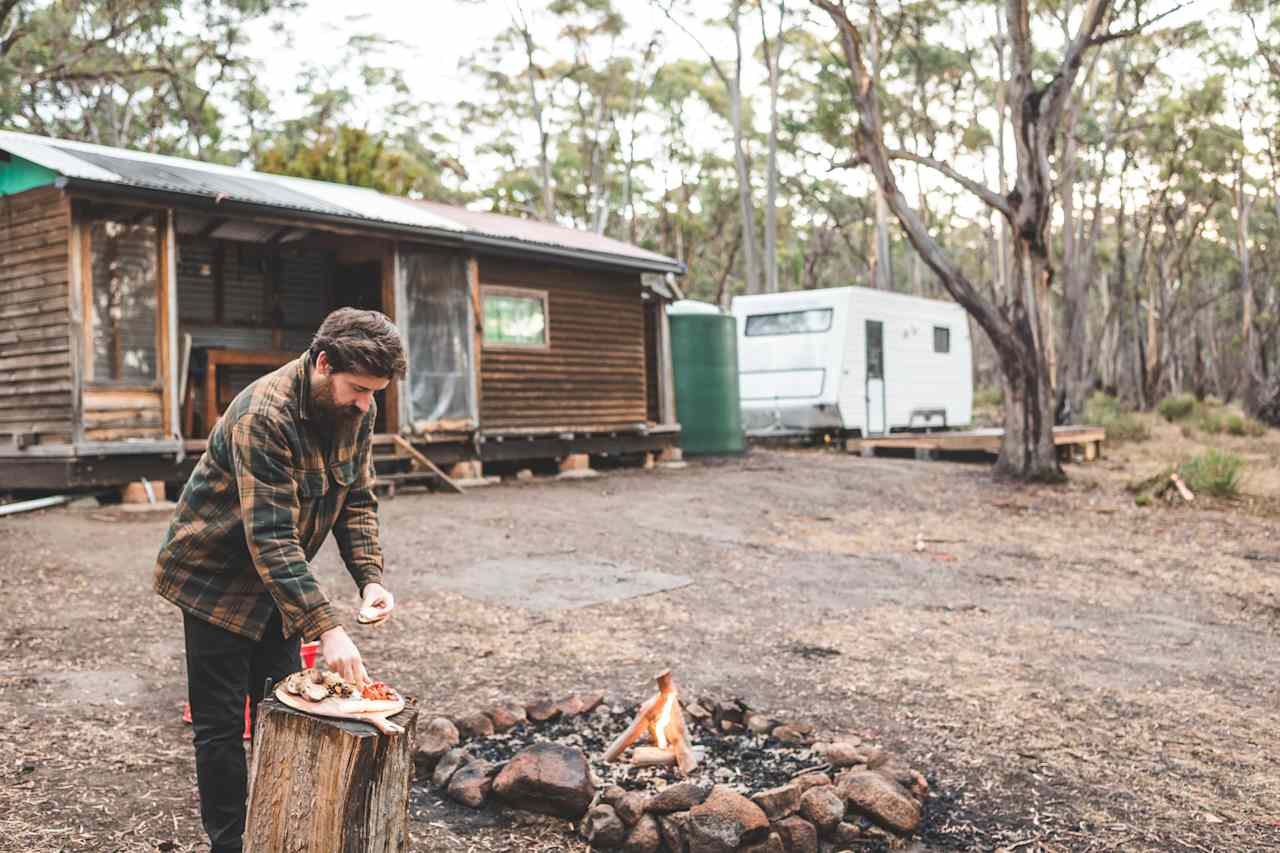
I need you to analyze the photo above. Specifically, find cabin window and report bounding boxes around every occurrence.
[745,308,833,336]
[482,286,549,348]
[89,214,160,384]
[933,326,951,354]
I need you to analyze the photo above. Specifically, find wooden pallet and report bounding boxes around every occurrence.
[846,425,1106,462]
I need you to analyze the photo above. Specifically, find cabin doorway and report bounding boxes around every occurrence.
[332,260,389,432]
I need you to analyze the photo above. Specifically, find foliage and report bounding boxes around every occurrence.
[1157,393,1198,421]
[1179,449,1245,497]
[1086,392,1151,443]
[973,385,1004,409]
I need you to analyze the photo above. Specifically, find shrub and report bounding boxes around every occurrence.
[1157,393,1198,422]
[1179,449,1245,498]
[1224,414,1269,437]
[1198,411,1225,434]
[1085,392,1150,442]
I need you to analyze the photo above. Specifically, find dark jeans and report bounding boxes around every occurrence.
[184,610,299,853]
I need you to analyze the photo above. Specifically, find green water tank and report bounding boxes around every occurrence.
[668,300,745,455]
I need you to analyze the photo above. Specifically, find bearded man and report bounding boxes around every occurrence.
[154,307,406,853]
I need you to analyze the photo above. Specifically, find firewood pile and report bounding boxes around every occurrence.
[412,673,930,851]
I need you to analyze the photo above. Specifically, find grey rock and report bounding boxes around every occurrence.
[793,772,832,793]
[648,781,712,813]
[492,742,595,819]
[799,786,845,833]
[414,717,461,778]
[447,760,497,808]
[751,783,801,820]
[615,790,649,825]
[487,702,527,732]
[657,812,688,853]
[455,711,495,739]
[685,786,769,851]
[584,804,627,849]
[773,816,818,853]
[622,813,662,853]
[837,770,922,835]
[431,747,471,789]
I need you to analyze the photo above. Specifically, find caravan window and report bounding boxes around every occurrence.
[933,326,951,353]
[745,308,833,337]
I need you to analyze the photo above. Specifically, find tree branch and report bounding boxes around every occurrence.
[830,149,1012,219]
[1088,2,1192,48]
[652,0,730,85]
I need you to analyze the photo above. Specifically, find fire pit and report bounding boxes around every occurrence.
[412,672,929,852]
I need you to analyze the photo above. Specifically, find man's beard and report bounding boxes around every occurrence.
[311,375,364,433]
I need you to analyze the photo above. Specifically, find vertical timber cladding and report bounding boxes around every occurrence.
[478,256,648,433]
[0,187,74,444]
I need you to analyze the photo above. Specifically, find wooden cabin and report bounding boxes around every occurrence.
[0,132,683,490]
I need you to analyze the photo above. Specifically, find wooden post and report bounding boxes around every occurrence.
[244,698,418,852]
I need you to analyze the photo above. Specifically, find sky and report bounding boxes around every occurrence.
[236,0,1255,228]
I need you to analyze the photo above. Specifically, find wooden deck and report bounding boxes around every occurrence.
[846,425,1106,461]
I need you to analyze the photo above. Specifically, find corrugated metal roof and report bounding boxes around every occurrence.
[410,199,682,271]
[0,130,684,274]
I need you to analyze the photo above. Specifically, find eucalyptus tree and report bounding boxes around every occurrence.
[0,0,288,158]
[811,0,1184,480]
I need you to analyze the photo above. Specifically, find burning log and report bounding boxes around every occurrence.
[603,670,699,775]
[630,747,677,767]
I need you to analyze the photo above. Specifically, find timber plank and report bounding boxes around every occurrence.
[0,392,72,411]
[0,310,70,335]
[0,350,72,372]
[0,297,68,321]
[0,258,69,287]
[0,322,71,347]
[0,363,74,383]
[0,420,74,435]
[0,379,73,398]
[0,271,69,295]
[0,283,69,308]
[0,337,71,360]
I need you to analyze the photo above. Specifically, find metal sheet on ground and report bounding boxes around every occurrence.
[428,558,692,611]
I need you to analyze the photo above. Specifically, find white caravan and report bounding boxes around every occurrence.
[732,287,973,437]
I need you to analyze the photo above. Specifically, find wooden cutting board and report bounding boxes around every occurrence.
[274,684,407,735]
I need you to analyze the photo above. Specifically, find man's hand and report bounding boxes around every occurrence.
[357,582,395,626]
[319,626,367,686]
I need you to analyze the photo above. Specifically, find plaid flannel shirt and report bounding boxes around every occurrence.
[154,351,383,642]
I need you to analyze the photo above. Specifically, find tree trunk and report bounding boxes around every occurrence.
[813,0,1117,480]
[730,0,761,295]
[759,1,784,293]
[514,6,555,222]
[1236,175,1265,410]
[245,698,418,852]
[869,11,892,291]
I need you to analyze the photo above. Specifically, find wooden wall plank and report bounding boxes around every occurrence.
[477,256,647,432]
[0,188,73,444]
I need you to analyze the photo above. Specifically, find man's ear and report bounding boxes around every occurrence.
[315,350,330,375]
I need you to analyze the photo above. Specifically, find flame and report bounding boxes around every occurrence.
[654,691,677,749]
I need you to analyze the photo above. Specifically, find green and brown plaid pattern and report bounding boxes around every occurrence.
[154,351,383,641]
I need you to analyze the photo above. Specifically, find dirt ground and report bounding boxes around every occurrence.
[1,418,1278,853]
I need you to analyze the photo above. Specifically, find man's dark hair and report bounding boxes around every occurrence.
[310,308,407,379]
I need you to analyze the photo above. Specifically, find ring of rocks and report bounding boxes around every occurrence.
[413,690,930,852]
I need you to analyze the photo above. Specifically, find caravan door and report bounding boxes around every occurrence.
[865,319,885,434]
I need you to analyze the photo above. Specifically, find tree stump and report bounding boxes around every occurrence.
[244,697,418,852]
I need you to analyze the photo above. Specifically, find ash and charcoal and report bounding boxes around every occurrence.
[463,703,822,793]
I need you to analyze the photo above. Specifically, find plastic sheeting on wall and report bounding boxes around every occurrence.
[400,250,476,429]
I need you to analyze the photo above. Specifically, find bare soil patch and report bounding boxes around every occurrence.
[1,437,1278,852]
